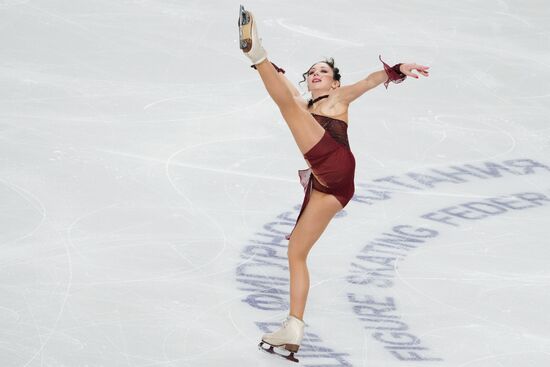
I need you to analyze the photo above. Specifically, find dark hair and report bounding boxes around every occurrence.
[299,57,341,87]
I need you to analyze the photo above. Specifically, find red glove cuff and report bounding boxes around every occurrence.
[379,55,406,89]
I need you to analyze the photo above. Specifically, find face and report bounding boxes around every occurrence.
[307,62,339,91]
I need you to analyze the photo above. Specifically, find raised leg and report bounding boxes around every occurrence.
[254,59,326,155]
[287,189,343,320]
[239,6,325,154]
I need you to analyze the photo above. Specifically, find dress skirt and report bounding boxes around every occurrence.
[285,130,355,240]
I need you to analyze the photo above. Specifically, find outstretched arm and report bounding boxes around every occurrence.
[337,58,430,104]
[336,70,387,103]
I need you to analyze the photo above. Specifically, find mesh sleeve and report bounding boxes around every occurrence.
[379,55,406,89]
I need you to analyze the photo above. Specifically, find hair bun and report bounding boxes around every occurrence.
[333,67,341,81]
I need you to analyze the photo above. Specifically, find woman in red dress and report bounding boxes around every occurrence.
[238,6,430,362]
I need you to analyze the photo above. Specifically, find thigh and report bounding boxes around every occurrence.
[287,189,344,259]
[279,103,326,155]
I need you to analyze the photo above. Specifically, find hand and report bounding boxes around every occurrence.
[399,63,430,79]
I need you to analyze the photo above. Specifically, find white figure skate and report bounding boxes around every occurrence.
[238,5,267,65]
[258,315,305,363]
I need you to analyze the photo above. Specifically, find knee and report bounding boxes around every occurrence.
[287,244,308,263]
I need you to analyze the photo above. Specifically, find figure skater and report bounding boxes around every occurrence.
[238,5,429,362]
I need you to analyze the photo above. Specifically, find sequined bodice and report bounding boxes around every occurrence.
[311,113,350,148]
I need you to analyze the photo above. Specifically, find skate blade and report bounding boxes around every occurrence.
[238,5,252,52]
[238,5,250,25]
[258,341,299,363]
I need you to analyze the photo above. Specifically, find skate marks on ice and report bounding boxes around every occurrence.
[0,178,46,245]
[275,18,364,48]
[0,0,30,9]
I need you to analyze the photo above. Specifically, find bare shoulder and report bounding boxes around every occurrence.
[326,92,350,117]
[304,92,350,121]
[330,88,350,106]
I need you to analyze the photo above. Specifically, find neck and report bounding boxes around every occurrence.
[311,90,330,100]
[308,93,330,108]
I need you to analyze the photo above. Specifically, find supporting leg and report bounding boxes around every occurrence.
[287,189,343,319]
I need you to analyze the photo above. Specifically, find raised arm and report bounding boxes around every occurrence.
[336,55,430,104]
[336,70,387,104]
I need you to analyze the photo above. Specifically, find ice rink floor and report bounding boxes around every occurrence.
[1,0,550,366]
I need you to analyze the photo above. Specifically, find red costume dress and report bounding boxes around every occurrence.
[285,113,356,240]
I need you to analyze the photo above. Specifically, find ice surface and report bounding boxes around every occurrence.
[1,0,550,366]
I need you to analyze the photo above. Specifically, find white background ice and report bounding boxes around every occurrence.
[1,0,549,366]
